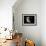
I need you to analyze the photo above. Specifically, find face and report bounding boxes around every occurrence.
[26,17,30,23]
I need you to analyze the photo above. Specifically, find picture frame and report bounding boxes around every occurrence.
[22,14,37,26]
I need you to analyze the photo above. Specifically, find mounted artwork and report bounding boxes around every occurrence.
[22,14,37,26]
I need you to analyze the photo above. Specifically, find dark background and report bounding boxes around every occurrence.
[24,16,34,24]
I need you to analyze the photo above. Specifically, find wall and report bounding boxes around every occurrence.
[13,0,41,46]
[0,0,46,46]
[0,0,16,29]
[41,0,46,46]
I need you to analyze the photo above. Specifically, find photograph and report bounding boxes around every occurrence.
[22,14,37,26]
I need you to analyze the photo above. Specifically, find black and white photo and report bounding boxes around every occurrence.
[22,14,37,26]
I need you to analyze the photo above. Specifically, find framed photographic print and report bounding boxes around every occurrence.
[22,14,37,26]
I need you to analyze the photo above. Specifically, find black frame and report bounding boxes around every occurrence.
[22,14,37,26]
